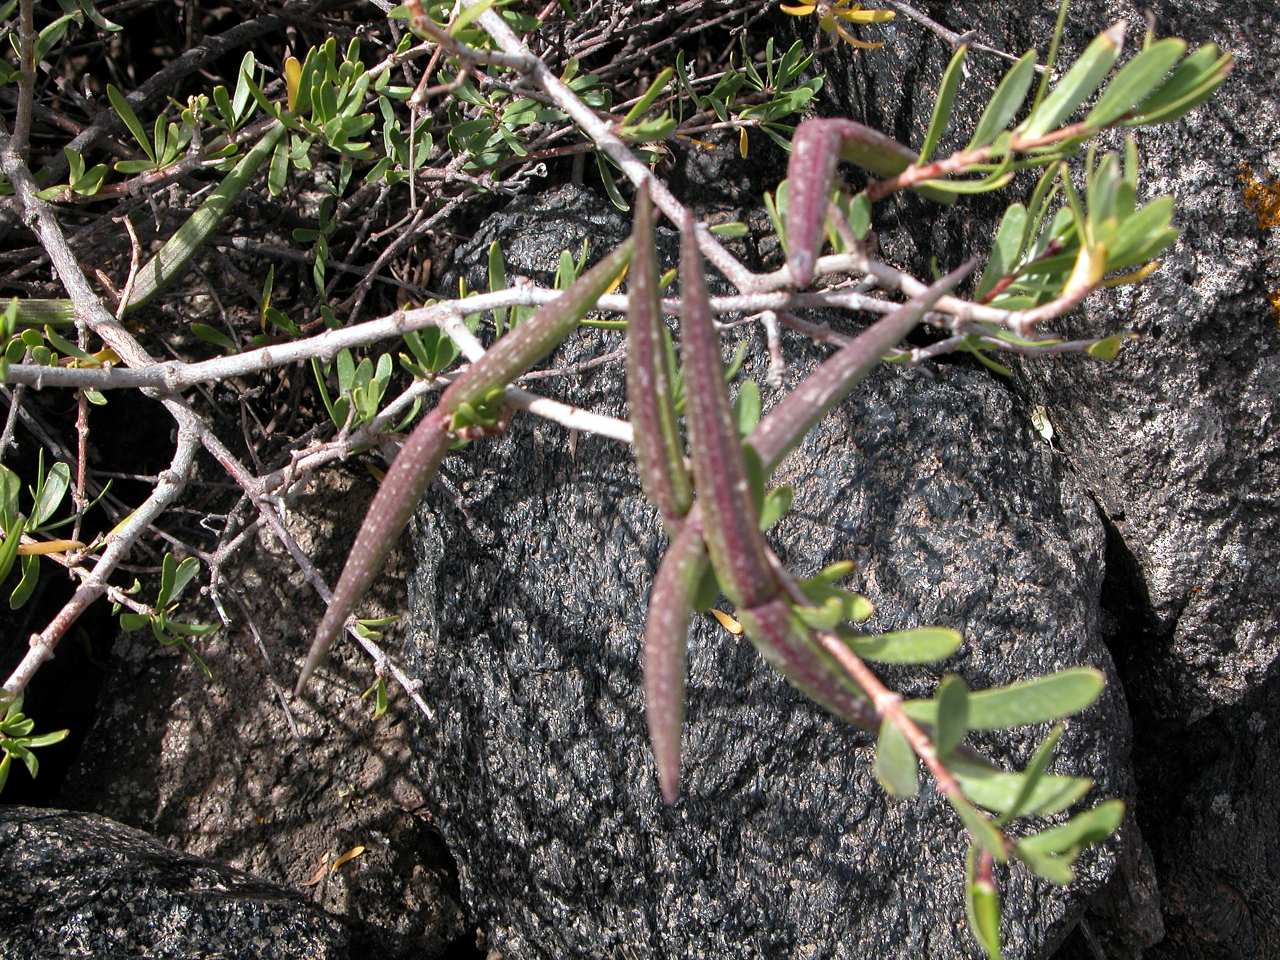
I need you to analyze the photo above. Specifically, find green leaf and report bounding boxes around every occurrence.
[935,674,970,756]
[919,44,968,164]
[126,123,286,313]
[451,0,495,33]
[875,718,919,797]
[1105,195,1176,271]
[0,466,18,525]
[107,84,156,163]
[758,486,793,532]
[31,461,70,528]
[1018,799,1125,858]
[1020,22,1126,139]
[965,847,1004,960]
[77,0,122,32]
[999,723,1064,824]
[72,161,108,196]
[362,675,390,719]
[17,743,37,778]
[977,203,1028,298]
[1123,45,1231,126]
[595,152,629,212]
[118,612,150,631]
[487,240,509,335]
[163,619,219,638]
[0,515,26,586]
[847,191,871,239]
[921,167,1014,196]
[1086,334,1129,360]
[950,753,1091,816]
[842,626,963,664]
[191,323,236,352]
[1085,38,1186,128]
[734,380,761,436]
[23,727,69,749]
[967,51,1038,150]
[0,752,9,794]
[1018,845,1076,884]
[3,718,33,739]
[902,667,1104,730]
[35,13,80,63]
[157,552,177,607]
[622,67,673,127]
[267,137,290,196]
[1085,150,1123,238]
[169,556,201,606]
[951,793,1007,861]
[9,553,38,609]
[233,51,257,121]
[709,221,749,238]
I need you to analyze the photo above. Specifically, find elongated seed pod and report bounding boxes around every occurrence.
[678,210,776,610]
[298,237,634,692]
[626,187,691,531]
[643,260,974,798]
[786,118,955,286]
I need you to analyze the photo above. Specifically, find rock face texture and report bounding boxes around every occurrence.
[805,2,1280,957]
[0,806,356,959]
[401,188,1133,958]
[54,473,468,959]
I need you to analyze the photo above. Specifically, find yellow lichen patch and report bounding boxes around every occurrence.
[1237,165,1280,323]
[1239,163,1280,230]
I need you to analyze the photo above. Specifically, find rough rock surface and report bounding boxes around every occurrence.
[401,190,1133,958]
[55,472,468,959]
[0,805,356,959]
[803,2,1280,956]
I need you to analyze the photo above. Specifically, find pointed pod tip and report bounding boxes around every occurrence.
[660,773,680,805]
[789,249,816,289]
[1103,19,1127,48]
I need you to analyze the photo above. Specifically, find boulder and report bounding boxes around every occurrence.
[55,472,468,959]
[402,190,1133,957]
[0,806,355,959]
[803,2,1280,956]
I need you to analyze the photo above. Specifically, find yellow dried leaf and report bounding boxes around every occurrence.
[709,608,743,635]
[330,845,366,873]
[779,2,817,14]
[831,3,895,23]
[302,856,329,887]
[18,538,84,556]
[284,56,303,113]
[739,126,749,159]
[1062,243,1107,299]
[602,260,630,297]
[1101,261,1160,288]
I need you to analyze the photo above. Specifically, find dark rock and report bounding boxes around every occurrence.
[55,471,468,959]
[0,805,355,959]
[452,182,633,294]
[801,2,1280,956]
[404,211,1132,956]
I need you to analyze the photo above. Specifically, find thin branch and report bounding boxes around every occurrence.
[12,0,35,155]
[2,424,200,700]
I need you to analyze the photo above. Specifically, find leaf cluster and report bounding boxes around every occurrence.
[115,553,218,680]
[0,693,69,793]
